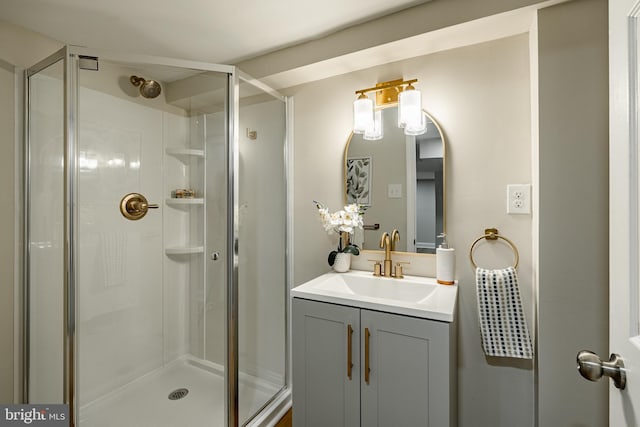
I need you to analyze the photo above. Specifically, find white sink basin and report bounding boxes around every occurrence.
[314,274,438,303]
[291,270,457,322]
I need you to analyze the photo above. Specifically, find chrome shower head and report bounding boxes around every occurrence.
[130,75,162,99]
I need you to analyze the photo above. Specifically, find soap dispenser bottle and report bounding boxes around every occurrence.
[436,233,456,285]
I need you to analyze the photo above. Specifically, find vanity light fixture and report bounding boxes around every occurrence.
[364,109,383,140]
[398,82,426,135]
[353,93,374,134]
[353,78,426,138]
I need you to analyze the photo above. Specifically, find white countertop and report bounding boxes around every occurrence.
[291,269,457,322]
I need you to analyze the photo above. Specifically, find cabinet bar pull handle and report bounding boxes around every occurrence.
[364,327,371,384]
[347,324,353,380]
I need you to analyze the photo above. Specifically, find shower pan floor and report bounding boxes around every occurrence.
[79,357,279,427]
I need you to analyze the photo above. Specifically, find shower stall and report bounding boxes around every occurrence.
[24,46,290,426]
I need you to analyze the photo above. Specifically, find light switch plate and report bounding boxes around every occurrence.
[388,184,402,199]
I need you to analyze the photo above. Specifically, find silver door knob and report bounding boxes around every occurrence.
[577,350,626,389]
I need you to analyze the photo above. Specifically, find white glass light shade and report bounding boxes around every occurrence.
[404,113,427,136]
[398,87,422,130]
[353,96,374,134]
[364,109,383,140]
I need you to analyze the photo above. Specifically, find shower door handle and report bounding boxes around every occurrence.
[120,193,158,220]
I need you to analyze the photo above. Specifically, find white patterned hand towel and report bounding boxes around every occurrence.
[476,267,533,359]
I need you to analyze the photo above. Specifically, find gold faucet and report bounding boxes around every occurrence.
[391,229,400,251]
[379,232,393,277]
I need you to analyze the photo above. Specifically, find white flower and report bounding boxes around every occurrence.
[344,204,359,214]
[314,201,363,236]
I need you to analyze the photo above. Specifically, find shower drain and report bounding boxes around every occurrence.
[168,388,189,400]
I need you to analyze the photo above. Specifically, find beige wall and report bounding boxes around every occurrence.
[0,20,62,68]
[536,0,609,425]
[285,34,536,426]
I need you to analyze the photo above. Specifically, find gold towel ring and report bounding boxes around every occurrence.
[469,228,520,270]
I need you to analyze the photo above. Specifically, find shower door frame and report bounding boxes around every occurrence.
[22,45,276,427]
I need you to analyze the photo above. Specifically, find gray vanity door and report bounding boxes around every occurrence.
[360,310,452,427]
[292,298,361,427]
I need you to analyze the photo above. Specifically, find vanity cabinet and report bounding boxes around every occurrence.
[292,297,456,427]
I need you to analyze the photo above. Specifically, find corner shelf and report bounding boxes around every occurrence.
[165,246,204,255]
[165,148,205,165]
[166,198,204,206]
[166,148,204,157]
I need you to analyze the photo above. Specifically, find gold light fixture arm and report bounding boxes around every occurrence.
[354,78,419,107]
[354,78,418,96]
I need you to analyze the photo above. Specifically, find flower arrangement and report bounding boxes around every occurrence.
[314,200,363,266]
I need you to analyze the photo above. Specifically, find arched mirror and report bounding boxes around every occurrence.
[344,107,445,254]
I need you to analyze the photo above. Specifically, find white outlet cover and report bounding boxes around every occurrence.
[507,184,531,214]
[388,184,402,199]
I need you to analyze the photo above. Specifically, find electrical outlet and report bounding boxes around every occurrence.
[388,184,402,199]
[507,184,531,214]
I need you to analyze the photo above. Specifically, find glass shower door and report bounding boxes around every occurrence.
[237,79,287,425]
[74,58,230,427]
[26,54,65,405]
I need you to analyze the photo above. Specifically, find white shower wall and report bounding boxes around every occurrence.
[75,62,216,407]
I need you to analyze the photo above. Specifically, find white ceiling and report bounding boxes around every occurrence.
[0,0,432,64]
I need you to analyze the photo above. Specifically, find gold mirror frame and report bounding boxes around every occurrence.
[343,109,447,257]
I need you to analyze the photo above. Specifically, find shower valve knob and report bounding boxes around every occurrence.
[120,193,158,221]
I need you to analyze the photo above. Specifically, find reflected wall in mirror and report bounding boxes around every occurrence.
[344,108,445,253]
